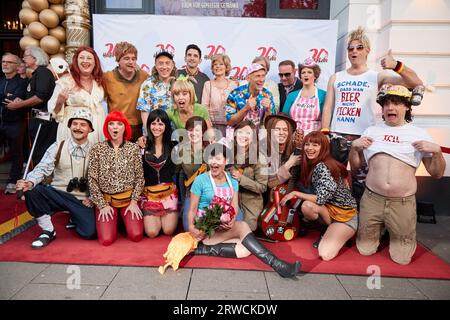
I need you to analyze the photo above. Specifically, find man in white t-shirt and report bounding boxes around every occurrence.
[321,27,424,201]
[349,84,446,265]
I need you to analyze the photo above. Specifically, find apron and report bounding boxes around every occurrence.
[289,87,321,134]
[196,172,234,218]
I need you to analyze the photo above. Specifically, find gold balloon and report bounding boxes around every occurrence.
[59,44,66,54]
[39,9,60,29]
[28,21,49,40]
[50,53,65,60]
[19,8,39,25]
[28,0,49,12]
[22,0,31,9]
[48,0,64,4]
[40,35,61,55]
[50,4,65,20]
[20,36,40,50]
[49,26,65,43]
[23,27,30,36]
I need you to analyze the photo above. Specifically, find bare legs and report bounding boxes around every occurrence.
[301,200,355,261]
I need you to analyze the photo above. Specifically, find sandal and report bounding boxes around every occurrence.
[65,219,76,230]
[31,230,56,249]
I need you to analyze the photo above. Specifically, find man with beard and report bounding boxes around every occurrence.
[16,109,97,249]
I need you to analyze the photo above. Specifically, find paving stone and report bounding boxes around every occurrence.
[0,262,49,300]
[101,267,191,300]
[266,273,350,300]
[189,269,268,293]
[337,275,428,299]
[31,264,120,286]
[409,279,450,300]
[187,291,270,300]
[12,283,106,300]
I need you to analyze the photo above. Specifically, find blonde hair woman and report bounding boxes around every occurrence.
[166,77,212,130]
[201,54,238,137]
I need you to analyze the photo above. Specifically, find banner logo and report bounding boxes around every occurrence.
[156,43,176,55]
[204,45,227,60]
[309,48,329,63]
[103,43,116,58]
[230,66,248,81]
[257,47,277,61]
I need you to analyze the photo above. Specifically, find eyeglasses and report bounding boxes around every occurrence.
[1,60,17,64]
[278,73,292,78]
[347,45,365,51]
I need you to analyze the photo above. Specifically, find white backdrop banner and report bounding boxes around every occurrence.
[93,14,338,90]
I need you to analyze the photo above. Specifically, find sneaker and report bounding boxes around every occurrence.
[4,183,16,195]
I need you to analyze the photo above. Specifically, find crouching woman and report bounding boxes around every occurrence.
[187,143,301,278]
[281,131,358,261]
[88,111,145,246]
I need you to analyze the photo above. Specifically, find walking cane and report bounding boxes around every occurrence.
[16,110,52,199]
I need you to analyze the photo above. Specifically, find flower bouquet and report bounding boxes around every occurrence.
[194,196,236,238]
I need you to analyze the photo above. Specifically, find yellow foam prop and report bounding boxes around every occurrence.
[158,232,198,274]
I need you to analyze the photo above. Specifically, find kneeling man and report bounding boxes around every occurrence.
[349,84,446,265]
[17,109,97,248]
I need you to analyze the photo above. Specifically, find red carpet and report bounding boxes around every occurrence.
[1,213,449,279]
[0,193,27,224]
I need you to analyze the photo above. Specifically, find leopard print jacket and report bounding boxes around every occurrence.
[312,162,357,208]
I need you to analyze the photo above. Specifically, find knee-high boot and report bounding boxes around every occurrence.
[194,242,237,258]
[241,233,301,278]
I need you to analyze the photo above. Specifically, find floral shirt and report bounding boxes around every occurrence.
[225,84,276,128]
[88,141,144,209]
[311,162,357,209]
[136,75,172,112]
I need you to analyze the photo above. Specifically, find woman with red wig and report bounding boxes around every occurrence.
[48,46,106,144]
[281,131,358,261]
[88,111,145,246]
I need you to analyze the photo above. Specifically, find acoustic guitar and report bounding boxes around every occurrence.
[258,184,302,241]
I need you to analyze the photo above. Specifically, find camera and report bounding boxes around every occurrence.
[2,93,17,104]
[67,177,88,193]
[31,108,52,121]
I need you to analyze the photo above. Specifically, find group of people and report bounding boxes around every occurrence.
[0,26,446,278]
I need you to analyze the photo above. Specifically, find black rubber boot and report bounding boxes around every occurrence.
[241,233,301,278]
[194,242,237,258]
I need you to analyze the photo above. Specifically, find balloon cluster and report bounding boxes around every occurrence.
[19,0,66,60]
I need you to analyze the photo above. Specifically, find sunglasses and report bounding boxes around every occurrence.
[278,73,292,78]
[347,45,365,51]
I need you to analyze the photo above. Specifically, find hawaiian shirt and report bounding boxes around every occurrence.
[136,75,172,112]
[225,84,276,128]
